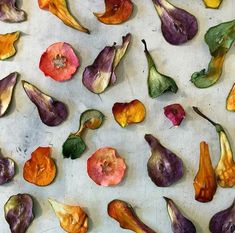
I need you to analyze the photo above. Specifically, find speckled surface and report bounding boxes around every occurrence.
[0,1,235,233]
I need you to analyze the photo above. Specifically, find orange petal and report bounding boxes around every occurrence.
[38,0,50,9]
[23,147,56,186]
[94,0,134,25]
[226,83,235,111]
[203,0,223,9]
[193,142,217,202]
[112,99,146,128]
[0,31,20,60]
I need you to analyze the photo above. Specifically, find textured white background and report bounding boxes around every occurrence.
[0,0,235,232]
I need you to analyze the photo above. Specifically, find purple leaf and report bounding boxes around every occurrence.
[145,134,184,187]
[164,104,186,126]
[22,80,68,126]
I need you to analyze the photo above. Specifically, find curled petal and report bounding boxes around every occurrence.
[164,103,185,127]
[0,31,20,60]
[23,147,56,186]
[94,0,134,25]
[0,72,18,117]
[87,147,126,186]
[0,0,26,22]
[112,99,146,127]
[39,42,80,82]
[22,80,68,126]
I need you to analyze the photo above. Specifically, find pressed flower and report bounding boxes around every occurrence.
[0,151,15,185]
[38,0,89,33]
[193,107,235,188]
[22,80,68,126]
[49,199,88,233]
[203,0,223,9]
[193,141,217,202]
[112,99,146,128]
[0,72,18,117]
[87,147,126,186]
[142,39,178,98]
[94,0,134,25]
[108,199,156,233]
[23,147,56,186]
[191,20,235,88]
[164,104,185,127]
[0,0,26,22]
[152,0,198,45]
[145,134,184,187]
[62,109,105,159]
[4,194,34,233]
[0,31,20,60]
[82,33,131,94]
[39,42,79,82]
[226,83,235,111]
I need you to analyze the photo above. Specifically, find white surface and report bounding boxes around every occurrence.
[1,1,235,233]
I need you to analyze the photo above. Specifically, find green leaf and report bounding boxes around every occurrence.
[62,135,86,160]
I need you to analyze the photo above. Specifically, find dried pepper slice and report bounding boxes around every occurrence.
[94,0,134,25]
[4,194,34,233]
[39,42,80,82]
[22,80,68,126]
[193,107,235,188]
[0,72,18,117]
[23,147,56,186]
[0,31,20,60]
[226,83,235,111]
[108,199,156,233]
[193,141,217,202]
[112,99,146,128]
[203,0,223,9]
[62,109,105,159]
[87,147,126,186]
[49,199,88,233]
[38,0,89,33]
[0,0,26,22]
[164,104,185,127]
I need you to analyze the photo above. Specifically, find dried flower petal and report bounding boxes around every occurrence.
[0,31,20,60]
[112,99,146,128]
[0,0,26,22]
[164,104,185,127]
[191,20,235,88]
[164,197,196,233]
[39,42,80,82]
[0,151,15,185]
[23,147,56,186]
[152,0,198,45]
[4,194,34,233]
[209,200,235,233]
[193,141,217,202]
[63,109,105,159]
[22,80,68,126]
[49,199,88,233]
[94,0,134,25]
[108,199,156,233]
[145,134,184,187]
[38,0,89,33]
[82,33,131,94]
[226,83,235,111]
[0,72,18,117]
[203,0,223,9]
[87,147,126,186]
[142,39,178,98]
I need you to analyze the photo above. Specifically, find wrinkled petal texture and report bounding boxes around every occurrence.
[22,81,68,126]
[164,103,185,126]
[0,153,15,185]
[0,72,17,117]
[23,147,56,186]
[4,194,34,233]
[226,83,235,111]
[0,31,20,60]
[153,0,198,45]
[203,0,223,9]
[87,147,126,186]
[0,0,26,22]
[49,199,88,233]
[112,99,146,127]
[193,142,217,203]
[39,42,79,82]
[94,0,133,25]
[108,200,156,233]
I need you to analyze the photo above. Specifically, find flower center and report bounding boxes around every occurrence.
[53,54,67,68]
[101,160,111,173]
